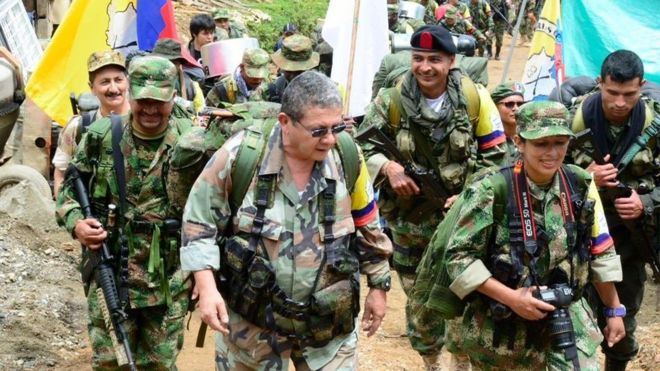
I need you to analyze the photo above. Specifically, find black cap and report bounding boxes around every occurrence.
[410,25,457,54]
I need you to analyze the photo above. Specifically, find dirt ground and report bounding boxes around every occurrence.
[0,29,658,371]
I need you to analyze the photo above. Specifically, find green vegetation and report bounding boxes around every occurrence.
[244,0,329,51]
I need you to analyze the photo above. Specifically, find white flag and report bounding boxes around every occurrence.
[323,0,389,117]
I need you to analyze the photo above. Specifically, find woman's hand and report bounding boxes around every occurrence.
[508,287,556,321]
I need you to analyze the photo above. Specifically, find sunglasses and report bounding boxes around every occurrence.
[298,122,347,138]
[499,101,524,109]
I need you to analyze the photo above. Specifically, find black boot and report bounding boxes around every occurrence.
[604,358,628,371]
[495,46,501,60]
[486,45,493,60]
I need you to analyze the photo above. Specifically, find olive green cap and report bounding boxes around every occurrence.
[516,101,576,140]
[491,81,525,103]
[271,34,319,72]
[242,48,270,79]
[445,5,459,20]
[128,56,177,102]
[213,8,230,20]
[87,50,126,72]
[151,38,185,63]
[387,4,399,14]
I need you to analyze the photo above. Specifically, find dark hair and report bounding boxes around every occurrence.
[189,14,215,38]
[600,50,644,83]
[124,49,149,70]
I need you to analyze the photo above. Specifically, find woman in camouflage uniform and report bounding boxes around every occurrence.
[440,101,626,370]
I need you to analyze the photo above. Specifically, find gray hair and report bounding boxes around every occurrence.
[281,71,342,122]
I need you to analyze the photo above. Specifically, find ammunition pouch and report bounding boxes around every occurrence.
[218,233,360,347]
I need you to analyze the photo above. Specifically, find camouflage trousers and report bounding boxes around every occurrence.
[389,214,445,357]
[493,20,506,49]
[587,225,646,362]
[86,281,189,370]
[214,324,357,370]
[446,297,602,370]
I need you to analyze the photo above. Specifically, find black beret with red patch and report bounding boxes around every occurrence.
[410,25,457,54]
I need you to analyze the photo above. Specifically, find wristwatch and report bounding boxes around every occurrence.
[603,305,626,318]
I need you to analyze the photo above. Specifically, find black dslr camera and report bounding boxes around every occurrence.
[533,283,576,350]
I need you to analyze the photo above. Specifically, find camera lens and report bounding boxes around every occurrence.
[547,308,576,349]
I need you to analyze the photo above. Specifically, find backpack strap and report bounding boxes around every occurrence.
[460,75,481,126]
[335,131,360,192]
[229,119,277,213]
[110,114,128,216]
[387,85,405,130]
[75,111,95,145]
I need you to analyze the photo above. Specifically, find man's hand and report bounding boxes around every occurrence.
[444,194,459,209]
[198,286,230,335]
[586,154,619,188]
[383,161,420,196]
[604,317,626,347]
[361,288,387,337]
[508,287,555,321]
[73,218,107,249]
[614,189,644,220]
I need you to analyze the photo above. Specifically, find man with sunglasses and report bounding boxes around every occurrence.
[181,71,392,370]
[491,81,525,163]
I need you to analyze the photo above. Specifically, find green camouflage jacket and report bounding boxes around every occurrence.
[56,113,193,308]
[360,70,506,222]
[441,166,621,366]
[206,72,267,108]
[180,125,392,367]
[467,0,495,31]
[569,98,660,234]
[440,18,485,41]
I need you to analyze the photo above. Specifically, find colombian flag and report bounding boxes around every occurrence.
[25,0,191,126]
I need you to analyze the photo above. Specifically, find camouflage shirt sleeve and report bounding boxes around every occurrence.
[443,178,496,299]
[180,132,243,271]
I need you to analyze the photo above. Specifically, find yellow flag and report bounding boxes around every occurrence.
[26,0,138,126]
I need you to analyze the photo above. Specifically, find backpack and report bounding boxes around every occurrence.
[75,111,96,144]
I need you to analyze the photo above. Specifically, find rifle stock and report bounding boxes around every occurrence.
[66,165,137,371]
[356,125,451,221]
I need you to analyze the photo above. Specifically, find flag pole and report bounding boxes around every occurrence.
[343,0,361,116]
[500,0,529,83]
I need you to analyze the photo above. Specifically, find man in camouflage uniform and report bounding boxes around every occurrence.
[212,8,246,40]
[359,25,506,368]
[491,81,525,163]
[440,6,487,49]
[206,48,270,108]
[151,38,205,115]
[254,34,319,104]
[489,0,510,60]
[56,56,193,370]
[181,71,392,370]
[467,0,495,58]
[514,0,537,44]
[52,50,130,197]
[435,101,625,369]
[567,50,660,371]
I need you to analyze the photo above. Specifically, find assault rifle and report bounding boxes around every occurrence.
[355,125,451,223]
[67,166,137,370]
[572,127,660,283]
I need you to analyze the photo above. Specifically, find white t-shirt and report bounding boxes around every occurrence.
[424,91,447,113]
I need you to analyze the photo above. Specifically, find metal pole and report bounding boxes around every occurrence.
[500,0,529,84]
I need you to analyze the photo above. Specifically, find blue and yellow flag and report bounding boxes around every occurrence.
[520,0,563,102]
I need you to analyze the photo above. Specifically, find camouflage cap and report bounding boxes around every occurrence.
[213,8,230,20]
[516,101,576,140]
[271,34,320,71]
[491,81,525,103]
[128,56,177,102]
[387,4,399,14]
[151,38,186,62]
[445,5,459,20]
[87,50,126,72]
[241,48,270,79]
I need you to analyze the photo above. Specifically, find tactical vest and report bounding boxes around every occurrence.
[217,124,362,347]
[82,116,185,305]
[381,75,482,222]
